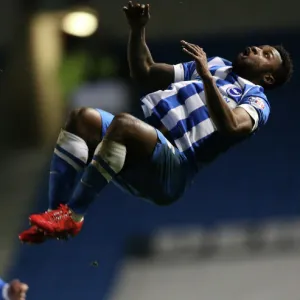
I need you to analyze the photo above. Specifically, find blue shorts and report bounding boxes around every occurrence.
[96,109,195,205]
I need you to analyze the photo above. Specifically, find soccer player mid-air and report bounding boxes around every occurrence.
[19,2,293,243]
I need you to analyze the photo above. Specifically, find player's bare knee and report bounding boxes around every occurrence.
[113,113,135,124]
[65,107,102,143]
[65,107,86,133]
[109,113,136,137]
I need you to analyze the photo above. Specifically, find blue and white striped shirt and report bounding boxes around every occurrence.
[141,57,270,166]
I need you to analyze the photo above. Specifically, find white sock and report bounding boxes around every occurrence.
[91,138,127,182]
[54,129,88,170]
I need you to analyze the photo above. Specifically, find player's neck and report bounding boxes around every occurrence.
[234,69,260,85]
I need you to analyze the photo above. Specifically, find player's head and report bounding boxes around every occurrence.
[232,45,293,89]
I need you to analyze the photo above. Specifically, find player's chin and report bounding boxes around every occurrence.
[233,56,252,70]
[237,53,250,63]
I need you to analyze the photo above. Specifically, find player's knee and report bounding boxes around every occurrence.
[113,113,135,124]
[65,107,88,133]
[109,113,136,137]
[64,107,102,142]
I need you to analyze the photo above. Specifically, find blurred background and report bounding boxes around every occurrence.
[0,0,300,299]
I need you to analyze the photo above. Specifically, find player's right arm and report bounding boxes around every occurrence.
[124,2,174,92]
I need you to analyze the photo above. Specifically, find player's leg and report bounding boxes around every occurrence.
[67,113,158,216]
[113,129,195,205]
[29,113,160,237]
[19,108,111,243]
[48,107,103,210]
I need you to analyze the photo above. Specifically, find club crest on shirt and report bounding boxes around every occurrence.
[249,97,265,110]
[226,87,242,99]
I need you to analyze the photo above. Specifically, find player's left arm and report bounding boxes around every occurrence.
[202,79,254,136]
[182,41,256,136]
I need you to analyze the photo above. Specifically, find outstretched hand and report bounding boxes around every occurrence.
[181,40,211,78]
[123,1,150,29]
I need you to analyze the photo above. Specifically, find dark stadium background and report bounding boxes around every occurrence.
[0,0,299,299]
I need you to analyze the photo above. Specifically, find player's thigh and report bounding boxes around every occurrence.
[91,110,159,163]
[114,130,195,205]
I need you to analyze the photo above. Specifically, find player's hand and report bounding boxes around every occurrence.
[181,41,211,79]
[123,1,150,29]
[7,279,29,300]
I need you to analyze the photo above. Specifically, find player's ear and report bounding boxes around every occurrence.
[263,73,275,86]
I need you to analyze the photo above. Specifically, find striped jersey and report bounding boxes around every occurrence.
[141,57,270,167]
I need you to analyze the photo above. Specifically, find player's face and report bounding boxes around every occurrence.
[233,45,282,86]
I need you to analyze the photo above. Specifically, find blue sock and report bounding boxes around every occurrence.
[67,163,109,215]
[48,130,88,209]
[68,140,126,215]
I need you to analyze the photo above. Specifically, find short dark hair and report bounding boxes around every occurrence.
[268,45,293,89]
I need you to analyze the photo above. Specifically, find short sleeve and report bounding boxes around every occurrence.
[173,61,196,82]
[238,85,270,132]
[207,56,232,68]
[173,57,232,82]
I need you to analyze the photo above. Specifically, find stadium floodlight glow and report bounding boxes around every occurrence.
[61,10,98,37]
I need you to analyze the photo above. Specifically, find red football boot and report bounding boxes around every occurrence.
[29,204,83,239]
[19,226,49,244]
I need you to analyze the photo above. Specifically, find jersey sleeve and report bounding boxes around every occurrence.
[237,85,270,132]
[207,56,232,68]
[173,61,196,82]
[173,57,232,82]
